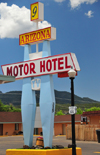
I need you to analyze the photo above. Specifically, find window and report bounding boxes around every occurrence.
[15,124,19,131]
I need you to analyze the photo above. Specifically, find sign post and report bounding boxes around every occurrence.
[21,44,36,147]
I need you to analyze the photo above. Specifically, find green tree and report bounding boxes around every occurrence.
[0,100,5,111]
[0,100,21,112]
[3,105,10,112]
[9,103,14,111]
[76,108,83,114]
[85,107,100,112]
[55,110,65,116]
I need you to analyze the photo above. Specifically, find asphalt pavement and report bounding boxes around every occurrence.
[0,135,100,155]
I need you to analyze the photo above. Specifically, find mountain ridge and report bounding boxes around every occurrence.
[0,90,99,106]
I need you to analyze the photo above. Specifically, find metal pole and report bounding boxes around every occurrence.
[36,22,38,53]
[71,77,76,155]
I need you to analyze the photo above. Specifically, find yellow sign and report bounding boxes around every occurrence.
[19,27,51,46]
[31,2,38,21]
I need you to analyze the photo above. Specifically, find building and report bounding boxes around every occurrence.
[34,107,42,135]
[82,110,100,125]
[0,112,22,136]
[54,114,82,136]
[0,108,42,136]
[0,110,83,136]
[66,111,100,141]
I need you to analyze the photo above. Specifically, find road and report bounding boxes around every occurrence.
[0,135,100,155]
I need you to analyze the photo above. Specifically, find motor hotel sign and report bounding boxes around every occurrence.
[1,53,80,80]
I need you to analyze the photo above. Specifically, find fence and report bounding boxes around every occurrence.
[66,124,100,141]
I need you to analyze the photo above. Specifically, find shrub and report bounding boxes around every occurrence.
[55,110,65,116]
[76,108,83,114]
[85,107,100,112]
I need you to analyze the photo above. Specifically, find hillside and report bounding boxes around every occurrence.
[0,90,99,107]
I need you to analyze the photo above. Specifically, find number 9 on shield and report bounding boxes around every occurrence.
[32,6,37,17]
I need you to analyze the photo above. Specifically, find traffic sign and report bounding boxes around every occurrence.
[69,106,77,115]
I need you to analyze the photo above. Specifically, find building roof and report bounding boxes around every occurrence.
[82,111,100,116]
[0,112,22,123]
[54,114,82,123]
[0,112,82,124]
[0,75,15,84]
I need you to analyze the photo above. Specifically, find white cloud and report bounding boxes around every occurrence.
[54,0,65,2]
[0,3,51,39]
[38,21,51,29]
[85,10,94,18]
[69,0,98,9]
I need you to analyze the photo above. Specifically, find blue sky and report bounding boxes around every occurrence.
[0,0,100,101]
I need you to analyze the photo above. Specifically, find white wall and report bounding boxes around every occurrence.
[34,107,42,128]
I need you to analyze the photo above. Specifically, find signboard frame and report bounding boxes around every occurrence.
[1,53,80,80]
[30,2,44,22]
[19,27,56,46]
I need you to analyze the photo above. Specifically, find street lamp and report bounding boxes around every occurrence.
[68,68,76,155]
